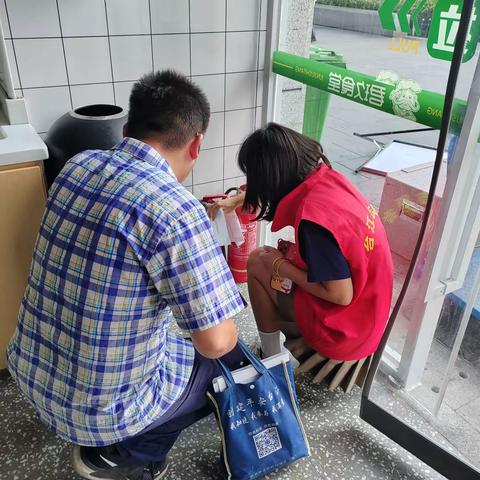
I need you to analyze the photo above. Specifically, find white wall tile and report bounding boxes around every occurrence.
[114,81,135,111]
[193,74,224,113]
[256,71,264,107]
[225,72,256,110]
[193,147,223,184]
[226,32,258,73]
[227,0,261,31]
[202,112,224,149]
[260,0,267,29]
[0,1,11,38]
[224,144,243,178]
[225,108,255,145]
[6,0,269,192]
[6,0,61,38]
[14,88,22,98]
[190,0,225,33]
[15,39,68,88]
[23,86,71,133]
[152,34,190,76]
[224,175,246,192]
[71,83,115,109]
[150,0,189,34]
[191,33,225,76]
[64,37,112,84]
[258,31,265,69]
[4,40,19,89]
[106,0,150,35]
[58,0,108,37]
[193,180,223,199]
[110,36,152,82]
[255,106,263,129]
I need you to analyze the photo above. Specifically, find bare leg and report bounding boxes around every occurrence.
[246,248,281,333]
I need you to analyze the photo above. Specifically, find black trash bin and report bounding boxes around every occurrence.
[44,104,127,188]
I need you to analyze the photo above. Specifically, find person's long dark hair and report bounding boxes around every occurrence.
[238,122,331,222]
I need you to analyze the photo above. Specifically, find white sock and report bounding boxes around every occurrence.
[258,330,300,369]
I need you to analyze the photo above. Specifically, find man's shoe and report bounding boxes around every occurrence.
[72,445,169,480]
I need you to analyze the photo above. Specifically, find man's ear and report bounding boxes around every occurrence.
[189,134,203,160]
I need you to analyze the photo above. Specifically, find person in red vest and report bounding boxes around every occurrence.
[211,123,393,390]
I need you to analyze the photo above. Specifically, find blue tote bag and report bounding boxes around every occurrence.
[206,340,310,480]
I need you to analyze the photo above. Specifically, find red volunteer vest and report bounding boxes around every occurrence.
[271,165,393,361]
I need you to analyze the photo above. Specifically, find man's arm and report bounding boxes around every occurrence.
[190,318,238,359]
[145,204,244,357]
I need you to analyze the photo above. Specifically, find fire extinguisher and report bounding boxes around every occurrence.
[225,185,258,284]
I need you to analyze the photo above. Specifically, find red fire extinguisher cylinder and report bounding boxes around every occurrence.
[226,186,258,284]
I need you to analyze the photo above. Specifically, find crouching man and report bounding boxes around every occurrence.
[7,70,245,480]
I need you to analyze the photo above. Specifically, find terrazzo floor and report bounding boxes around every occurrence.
[0,285,447,480]
[3,26,478,480]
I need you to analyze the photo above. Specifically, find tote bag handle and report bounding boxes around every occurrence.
[216,339,268,388]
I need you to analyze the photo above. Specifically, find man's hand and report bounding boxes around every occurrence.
[190,318,238,359]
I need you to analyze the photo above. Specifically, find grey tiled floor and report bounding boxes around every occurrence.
[0,291,446,480]
[3,25,480,480]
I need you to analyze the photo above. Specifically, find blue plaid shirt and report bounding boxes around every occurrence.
[7,138,244,446]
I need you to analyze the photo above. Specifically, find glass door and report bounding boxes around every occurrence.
[263,0,480,473]
[361,0,480,477]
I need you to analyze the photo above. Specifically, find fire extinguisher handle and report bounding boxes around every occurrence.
[224,187,243,196]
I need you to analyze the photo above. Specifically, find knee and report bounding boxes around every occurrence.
[247,247,266,276]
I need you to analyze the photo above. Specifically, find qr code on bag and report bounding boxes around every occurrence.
[253,427,282,459]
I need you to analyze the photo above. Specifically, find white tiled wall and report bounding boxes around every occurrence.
[1,0,267,197]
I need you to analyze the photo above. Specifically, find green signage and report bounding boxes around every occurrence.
[379,0,398,31]
[272,51,466,134]
[378,0,426,35]
[427,0,480,62]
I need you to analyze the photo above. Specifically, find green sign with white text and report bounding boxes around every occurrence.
[272,51,466,134]
[427,0,480,62]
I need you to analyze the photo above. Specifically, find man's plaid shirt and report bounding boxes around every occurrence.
[7,137,244,446]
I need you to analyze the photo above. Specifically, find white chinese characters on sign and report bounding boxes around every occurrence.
[433,4,461,53]
[369,85,387,107]
[327,72,386,109]
[354,81,370,101]
[341,76,355,97]
[327,72,342,93]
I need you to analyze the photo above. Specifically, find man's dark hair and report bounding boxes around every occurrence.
[238,123,331,222]
[125,70,210,149]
